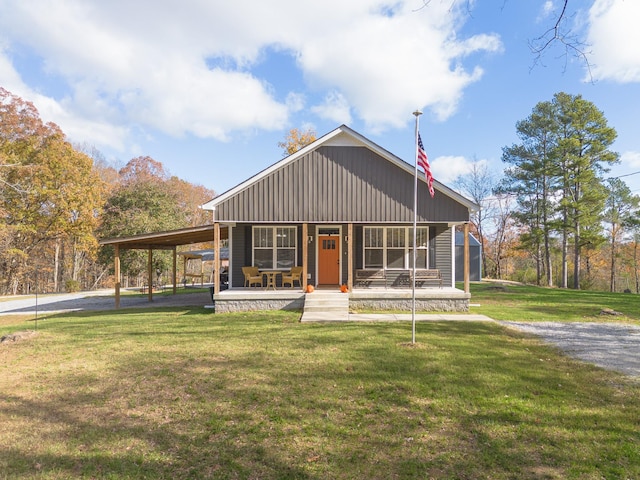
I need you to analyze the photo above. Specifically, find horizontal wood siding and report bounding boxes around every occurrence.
[215,146,469,223]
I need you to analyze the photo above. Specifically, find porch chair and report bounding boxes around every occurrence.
[282,266,303,288]
[242,266,263,287]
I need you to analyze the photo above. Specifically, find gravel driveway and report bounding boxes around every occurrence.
[501,321,640,377]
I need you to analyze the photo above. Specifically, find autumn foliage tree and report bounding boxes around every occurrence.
[278,127,317,156]
[0,88,106,294]
[98,156,215,284]
[1,89,215,293]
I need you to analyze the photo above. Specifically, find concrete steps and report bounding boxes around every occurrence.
[301,291,350,322]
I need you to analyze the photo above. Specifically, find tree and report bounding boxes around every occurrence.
[453,160,497,278]
[98,156,212,283]
[500,92,618,289]
[554,92,617,289]
[603,178,640,292]
[0,88,105,293]
[487,194,516,280]
[500,99,560,286]
[278,127,317,156]
[166,176,216,227]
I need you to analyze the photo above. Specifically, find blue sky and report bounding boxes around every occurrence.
[1,0,639,196]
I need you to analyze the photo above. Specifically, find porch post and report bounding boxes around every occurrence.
[172,247,177,294]
[114,244,121,309]
[347,223,353,291]
[214,222,220,294]
[464,223,470,293]
[148,247,153,302]
[183,256,187,288]
[302,223,308,290]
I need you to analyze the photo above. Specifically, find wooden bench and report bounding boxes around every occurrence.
[355,269,386,288]
[355,269,442,288]
[410,269,442,288]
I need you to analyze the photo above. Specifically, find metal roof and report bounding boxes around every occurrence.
[178,248,229,261]
[99,225,228,250]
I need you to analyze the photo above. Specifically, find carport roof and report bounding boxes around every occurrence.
[99,224,228,250]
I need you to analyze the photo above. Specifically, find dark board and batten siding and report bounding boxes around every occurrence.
[434,226,453,286]
[214,146,469,224]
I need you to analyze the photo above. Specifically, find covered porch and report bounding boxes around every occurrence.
[99,221,473,312]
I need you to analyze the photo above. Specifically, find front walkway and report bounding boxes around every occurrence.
[308,312,495,322]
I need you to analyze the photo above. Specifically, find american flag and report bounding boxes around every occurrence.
[417,133,434,197]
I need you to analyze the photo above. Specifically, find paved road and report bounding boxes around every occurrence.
[0,290,212,314]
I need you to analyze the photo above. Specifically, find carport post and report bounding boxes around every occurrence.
[172,247,177,294]
[114,244,121,309]
[148,247,153,302]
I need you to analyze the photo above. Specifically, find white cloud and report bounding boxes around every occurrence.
[311,91,352,125]
[620,151,640,169]
[586,0,640,83]
[0,47,129,149]
[430,155,487,185]
[294,2,501,129]
[539,1,555,21]
[0,0,502,147]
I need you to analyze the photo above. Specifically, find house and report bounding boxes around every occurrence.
[201,125,478,312]
[100,125,477,312]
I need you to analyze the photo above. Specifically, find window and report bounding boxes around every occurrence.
[412,227,429,269]
[363,226,429,269]
[386,228,405,269]
[364,227,383,268]
[253,226,297,269]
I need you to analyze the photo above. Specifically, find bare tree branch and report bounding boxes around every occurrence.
[528,0,594,82]
[419,0,594,80]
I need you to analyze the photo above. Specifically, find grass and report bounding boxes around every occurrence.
[467,282,640,324]
[1,305,639,479]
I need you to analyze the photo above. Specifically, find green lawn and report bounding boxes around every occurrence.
[467,282,640,324]
[1,306,638,479]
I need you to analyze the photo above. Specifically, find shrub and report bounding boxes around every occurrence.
[65,279,80,293]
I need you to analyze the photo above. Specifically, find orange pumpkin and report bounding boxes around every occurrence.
[340,284,349,293]
[306,284,315,293]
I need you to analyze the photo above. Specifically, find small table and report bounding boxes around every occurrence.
[262,271,281,290]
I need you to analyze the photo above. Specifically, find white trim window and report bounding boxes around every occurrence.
[253,226,297,269]
[364,227,384,268]
[363,226,429,269]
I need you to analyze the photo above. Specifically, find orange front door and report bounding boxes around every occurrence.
[318,236,340,285]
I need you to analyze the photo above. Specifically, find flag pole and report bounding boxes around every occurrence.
[412,109,422,344]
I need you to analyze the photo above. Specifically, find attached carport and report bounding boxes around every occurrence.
[99,224,229,308]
